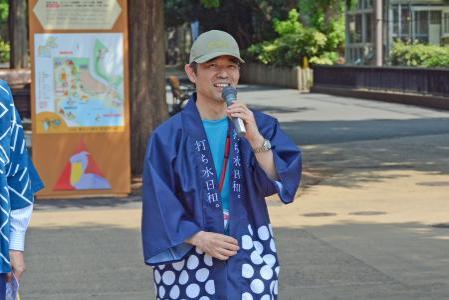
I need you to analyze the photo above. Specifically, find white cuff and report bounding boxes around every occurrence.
[9,204,33,251]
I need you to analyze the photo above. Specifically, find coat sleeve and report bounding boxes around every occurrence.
[252,116,302,204]
[141,128,201,266]
[8,105,44,210]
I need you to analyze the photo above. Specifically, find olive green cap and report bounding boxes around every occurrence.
[189,30,245,64]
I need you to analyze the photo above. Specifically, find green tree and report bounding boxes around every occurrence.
[165,0,297,49]
[0,0,9,64]
[247,8,340,67]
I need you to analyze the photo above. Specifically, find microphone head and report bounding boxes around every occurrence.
[222,86,237,106]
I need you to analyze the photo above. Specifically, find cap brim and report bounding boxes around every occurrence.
[192,51,245,64]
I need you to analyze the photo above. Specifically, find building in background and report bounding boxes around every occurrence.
[345,0,449,65]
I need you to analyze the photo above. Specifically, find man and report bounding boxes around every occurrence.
[0,80,43,299]
[142,30,301,299]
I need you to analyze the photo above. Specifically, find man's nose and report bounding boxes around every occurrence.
[216,67,229,78]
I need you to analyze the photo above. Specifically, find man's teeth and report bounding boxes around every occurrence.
[214,83,230,87]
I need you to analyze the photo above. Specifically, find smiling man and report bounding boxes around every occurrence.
[142,30,302,299]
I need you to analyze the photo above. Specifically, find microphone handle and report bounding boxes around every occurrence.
[232,117,246,137]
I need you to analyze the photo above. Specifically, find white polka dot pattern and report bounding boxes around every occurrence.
[162,270,175,285]
[158,286,166,298]
[240,223,280,299]
[206,280,215,295]
[258,225,270,241]
[152,251,216,298]
[179,270,189,285]
[187,255,199,270]
[253,241,264,255]
[154,269,161,284]
[250,251,264,265]
[186,283,200,298]
[250,279,265,294]
[172,260,185,271]
[169,285,180,299]
[242,235,253,250]
[242,292,253,300]
[195,268,209,282]
[260,265,273,280]
[205,279,215,295]
[263,254,276,267]
[248,224,253,236]
[242,263,254,278]
[270,239,276,253]
[204,254,213,266]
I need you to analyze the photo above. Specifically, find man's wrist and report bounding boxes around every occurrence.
[186,230,204,246]
[248,134,265,150]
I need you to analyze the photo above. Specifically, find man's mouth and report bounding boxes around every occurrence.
[214,83,231,88]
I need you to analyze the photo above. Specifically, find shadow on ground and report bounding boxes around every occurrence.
[22,220,449,299]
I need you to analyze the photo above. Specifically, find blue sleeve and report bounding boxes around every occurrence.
[252,117,302,204]
[1,81,44,211]
[141,128,201,266]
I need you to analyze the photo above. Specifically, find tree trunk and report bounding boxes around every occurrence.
[129,0,168,175]
[9,0,29,68]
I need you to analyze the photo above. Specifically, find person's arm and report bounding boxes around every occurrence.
[142,129,203,265]
[7,204,33,281]
[227,101,302,203]
[3,84,42,281]
[227,102,279,180]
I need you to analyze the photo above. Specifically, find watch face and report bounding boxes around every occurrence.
[264,139,271,150]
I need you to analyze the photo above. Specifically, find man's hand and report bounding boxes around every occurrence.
[226,101,265,147]
[7,250,26,282]
[187,231,239,261]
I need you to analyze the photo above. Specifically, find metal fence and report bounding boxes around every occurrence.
[313,65,449,97]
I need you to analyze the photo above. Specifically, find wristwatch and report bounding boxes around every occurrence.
[253,139,272,153]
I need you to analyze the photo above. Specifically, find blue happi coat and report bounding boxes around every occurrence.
[0,80,44,273]
[142,93,301,299]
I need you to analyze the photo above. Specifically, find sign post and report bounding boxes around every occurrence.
[29,0,131,198]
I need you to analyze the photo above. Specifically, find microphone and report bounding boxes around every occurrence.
[222,86,246,137]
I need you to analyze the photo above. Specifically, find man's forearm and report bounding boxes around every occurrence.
[254,150,278,181]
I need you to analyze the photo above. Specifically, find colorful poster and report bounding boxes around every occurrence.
[34,33,125,134]
[32,0,122,30]
[54,141,112,191]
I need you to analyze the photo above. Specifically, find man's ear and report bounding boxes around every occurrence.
[185,64,197,84]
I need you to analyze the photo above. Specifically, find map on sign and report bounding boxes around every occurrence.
[34,33,125,133]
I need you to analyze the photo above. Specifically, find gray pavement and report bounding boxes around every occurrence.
[21,86,449,299]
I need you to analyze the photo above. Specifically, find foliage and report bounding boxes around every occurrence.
[247,8,342,67]
[390,41,449,68]
[0,0,8,39]
[0,0,8,64]
[0,37,9,63]
[164,0,297,47]
[200,0,220,9]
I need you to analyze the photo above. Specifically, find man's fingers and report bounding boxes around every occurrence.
[222,235,239,245]
[217,248,238,257]
[213,253,230,261]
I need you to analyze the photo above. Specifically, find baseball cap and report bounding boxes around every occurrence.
[189,30,245,64]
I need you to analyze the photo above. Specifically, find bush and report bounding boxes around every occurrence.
[390,41,449,68]
[247,9,339,67]
[0,38,9,64]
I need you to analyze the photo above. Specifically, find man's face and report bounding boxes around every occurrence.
[186,56,240,103]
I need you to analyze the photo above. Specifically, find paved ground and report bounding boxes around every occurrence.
[20,86,449,299]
